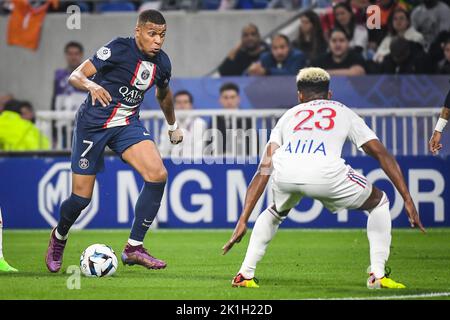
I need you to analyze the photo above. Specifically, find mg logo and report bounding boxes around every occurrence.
[38,162,99,229]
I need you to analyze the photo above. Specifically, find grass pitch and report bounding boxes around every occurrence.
[0,229,449,300]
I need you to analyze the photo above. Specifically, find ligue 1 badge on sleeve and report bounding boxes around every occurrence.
[97,47,111,61]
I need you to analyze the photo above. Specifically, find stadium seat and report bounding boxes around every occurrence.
[97,1,136,13]
[237,0,270,9]
[201,0,221,10]
[75,1,91,12]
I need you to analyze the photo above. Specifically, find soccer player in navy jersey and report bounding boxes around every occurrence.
[45,10,183,272]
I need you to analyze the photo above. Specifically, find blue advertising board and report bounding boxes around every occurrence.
[142,75,449,109]
[0,156,448,229]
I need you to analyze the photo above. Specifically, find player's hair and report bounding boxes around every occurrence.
[138,9,166,25]
[64,41,84,53]
[296,67,330,98]
[174,90,194,103]
[220,82,240,95]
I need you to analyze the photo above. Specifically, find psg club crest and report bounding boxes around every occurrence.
[130,61,155,91]
[141,69,150,80]
[79,158,89,170]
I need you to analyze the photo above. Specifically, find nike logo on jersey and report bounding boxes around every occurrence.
[143,132,150,136]
[284,139,327,156]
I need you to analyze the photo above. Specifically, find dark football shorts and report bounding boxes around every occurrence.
[71,120,152,175]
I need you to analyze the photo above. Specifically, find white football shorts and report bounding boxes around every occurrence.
[272,166,373,214]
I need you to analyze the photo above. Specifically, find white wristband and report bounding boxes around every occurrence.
[435,118,448,133]
[168,121,178,131]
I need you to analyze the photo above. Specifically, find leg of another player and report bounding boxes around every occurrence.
[46,174,94,273]
[0,207,18,272]
[235,205,286,287]
[121,140,167,269]
[359,187,404,288]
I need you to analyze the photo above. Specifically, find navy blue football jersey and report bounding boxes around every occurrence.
[77,37,171,129]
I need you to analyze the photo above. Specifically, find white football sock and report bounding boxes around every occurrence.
[128,239,143,247]
[367,192,392,279]
[238,207,285,279]
[0,208,3,259]
[55,229,68,241]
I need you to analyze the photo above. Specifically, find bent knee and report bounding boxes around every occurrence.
[142,166,167,182]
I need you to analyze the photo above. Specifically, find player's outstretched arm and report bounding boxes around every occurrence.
[361,139,425,233]
[69,60,112,107]
[222,142,279,255]
[156,86,183,145]
[429,106,449,155]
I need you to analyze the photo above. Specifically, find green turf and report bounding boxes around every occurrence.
[0,228,449,300]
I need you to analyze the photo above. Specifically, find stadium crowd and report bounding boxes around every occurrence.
[218,0,450,75]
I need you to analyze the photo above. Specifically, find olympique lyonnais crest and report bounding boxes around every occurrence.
[131,61,155,91]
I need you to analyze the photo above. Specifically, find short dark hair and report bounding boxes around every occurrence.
[138,9,166,25]
[174,90,193,104]
[4,99,22,114]
[64,41,84,53]
[329,28,350,41]
[297,81,330,97]
[220,82,240,95]
[272,34,290,46]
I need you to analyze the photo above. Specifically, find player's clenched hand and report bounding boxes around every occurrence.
[222,221,247,255]
[404,199,425,233]
[169,128,183,145]
[88,83,112,107]
[429,131,442,155]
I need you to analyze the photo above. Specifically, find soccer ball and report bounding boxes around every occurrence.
[80,244,118,277]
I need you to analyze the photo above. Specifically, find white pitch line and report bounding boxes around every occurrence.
[307,292,450,300]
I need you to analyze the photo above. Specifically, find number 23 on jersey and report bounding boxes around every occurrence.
[293,108,336,131]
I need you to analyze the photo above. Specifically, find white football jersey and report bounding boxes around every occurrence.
[269,99,378,184]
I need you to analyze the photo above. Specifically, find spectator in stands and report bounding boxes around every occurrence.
[292,10,328,66]
[0,93,14,113]
[349,0,370,25]
[17,101,35,123]
[218,24,269,76]
[437,38,450,73]
[333,2,368,54]
[0,100,49,151]
[428,31,450,69]
[247,34,306,76]
[1,99,35,122]
[52,41,86,112]
[217,83,252,156]
[51,41,86,148]
[379,36,432,73]
[159,90,207,159]
[411,0,450,50]
[313,28,366,76]
[373,8,424,63]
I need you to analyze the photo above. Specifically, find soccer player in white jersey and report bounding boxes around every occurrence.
[429,88,449,154]
[223,67,425,289]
